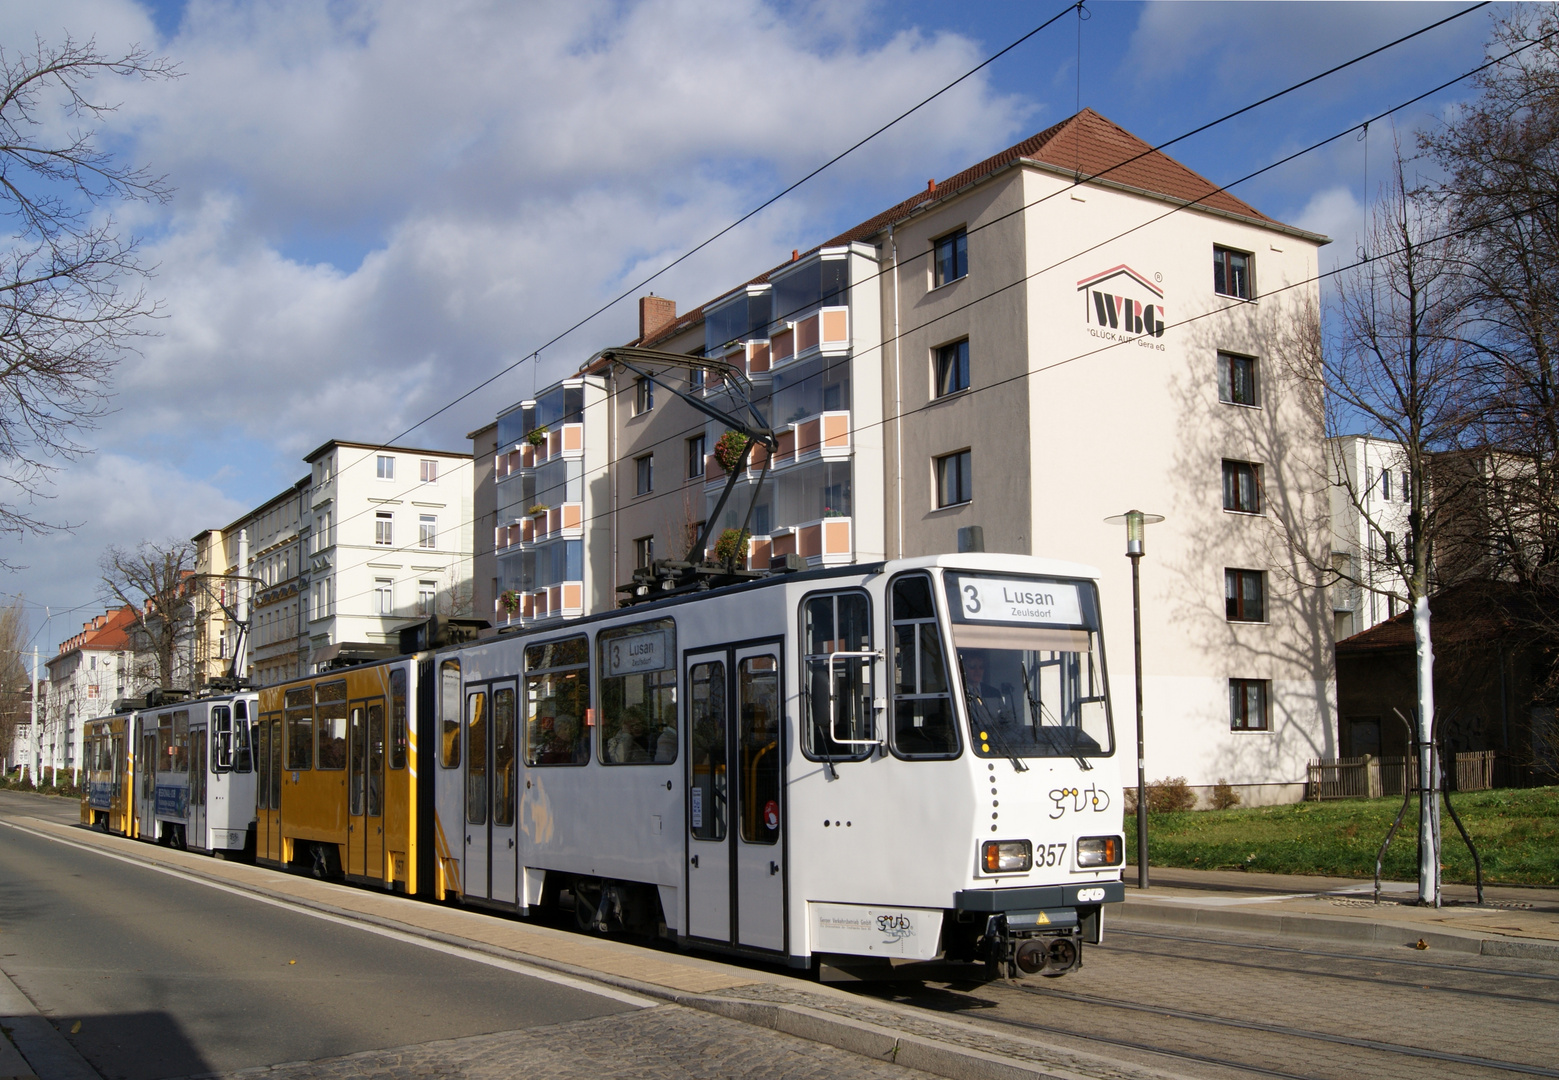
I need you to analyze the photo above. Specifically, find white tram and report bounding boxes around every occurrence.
[435,553,1124,978]
[82,690,259,855]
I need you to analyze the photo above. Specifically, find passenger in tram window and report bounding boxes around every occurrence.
[654,723,677,762]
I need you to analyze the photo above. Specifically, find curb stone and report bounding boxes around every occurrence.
[0,969,98,1080]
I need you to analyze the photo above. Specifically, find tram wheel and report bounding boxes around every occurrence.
[573,878,603,932]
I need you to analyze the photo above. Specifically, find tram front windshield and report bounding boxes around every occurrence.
[947,574,1114,759]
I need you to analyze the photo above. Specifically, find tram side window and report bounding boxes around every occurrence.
[688,662,726,841]
[597,619,678,764]
[440,659,461,768]
[211,706,233,772]
[389,668,408,769]
[493,688,516,827]
[890,574,959,758]
[173,710,190,772]
[316,681,348,769]
[285,687,313,770]
[801,591,874,762]
[524,636,590,766]
[466,691,488,825]
[234,700,253,773]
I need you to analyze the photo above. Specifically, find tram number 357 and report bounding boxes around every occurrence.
[1038,843,1067,868]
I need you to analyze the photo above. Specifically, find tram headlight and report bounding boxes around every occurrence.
[982,840,1032,873]
[1076,835,1123,867]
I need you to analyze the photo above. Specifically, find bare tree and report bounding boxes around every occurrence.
[1421,4,1559,718]
[101,539,194,690]
[1323,146,1476,905]
[0,37,176,561]
[0,595,30,768]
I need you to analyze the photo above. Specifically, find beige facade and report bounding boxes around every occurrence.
[476,110,1336,800]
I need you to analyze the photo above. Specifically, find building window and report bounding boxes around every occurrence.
[420,459,438,483]
[377,455,395,480]
[1230,678,1270,731]
[935,449,972,508]
[636,453,653,496]
[374,579,394,616]
[418,581,437,616]
[1225,569,1266,622]
[933,227,967,287]
[375,511,393,545]
[1222,459,1263,514]
[634,535,654,569]
[687,433,706,479]
[634,376,654,415]
[689,366,704,391]
[1214,246,1251,299]
[1218,352,1258,406]
[419,514,437,549]
[934,339,970,397]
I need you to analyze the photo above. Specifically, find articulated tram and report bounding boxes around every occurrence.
[81,691,258,855]
[254,553,1126,978]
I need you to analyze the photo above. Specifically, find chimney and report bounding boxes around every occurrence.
[927,178,937,194]
[638,295,677,343]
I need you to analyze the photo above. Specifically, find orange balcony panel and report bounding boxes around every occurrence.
[705,453,725,481]
[772,328,794,363]
[521,593,535,619]
[561,503,583,530]
[495,454,508,480]
[748,441,770,470]
[823,518,852,554]
[724,346,745,375]
[775,428,795,460]
[749,537,772,569]
[748,340,771,373]
[495,526,507,552]
[521,517,536,544]
[798,523,823,558]
[823,412,850,449]
[795,417,822,457]
[533,590,549,618]
[548,429,563,458]
[547,507,561,535]
[771,532,797,558]
[561,582,583,611]
[561,423,583,452]
[822,307,848,344]
[796,314,819,353]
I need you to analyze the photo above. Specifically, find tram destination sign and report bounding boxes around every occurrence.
[949,575,1085,627]
[606,627,670,676]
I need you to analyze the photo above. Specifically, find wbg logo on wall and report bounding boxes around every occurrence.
[1077,265,1165,351]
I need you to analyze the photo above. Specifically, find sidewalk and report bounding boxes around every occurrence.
[7,813,1558,1080]
[1117,864,1559,960]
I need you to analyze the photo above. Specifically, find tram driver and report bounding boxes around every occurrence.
[958,649,1022,731]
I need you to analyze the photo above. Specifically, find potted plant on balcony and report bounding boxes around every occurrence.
[499,590,520,615]
[528,504,549,516]
[526,426,548,447]
[713,430,749,473]
[714,527,750,569]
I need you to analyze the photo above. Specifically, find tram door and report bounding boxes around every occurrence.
[136,724,157,840]
[684,642,786,951]
[461,682,519,905]
[256,713,283,862]
[189,723,207,850]
[347,698,386,879]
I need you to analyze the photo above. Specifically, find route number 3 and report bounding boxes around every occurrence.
[963,585,981,615]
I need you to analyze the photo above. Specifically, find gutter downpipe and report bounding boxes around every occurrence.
[890,223,904,558]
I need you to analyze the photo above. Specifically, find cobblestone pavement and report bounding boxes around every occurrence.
[853,925,1559,1080]
[211,1005,936,1080]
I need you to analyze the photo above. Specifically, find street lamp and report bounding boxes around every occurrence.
[1104,509,1163,890]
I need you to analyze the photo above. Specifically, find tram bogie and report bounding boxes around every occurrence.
[257,553,1125,980]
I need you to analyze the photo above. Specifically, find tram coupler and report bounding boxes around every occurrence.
[979,912,1083,979]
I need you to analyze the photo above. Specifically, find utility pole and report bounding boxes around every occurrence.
[27,644,38,785]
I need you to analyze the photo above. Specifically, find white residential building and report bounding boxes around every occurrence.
[1328,434,1413,638]
[41,607,143,780]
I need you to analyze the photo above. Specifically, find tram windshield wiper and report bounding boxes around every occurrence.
[969,690,1027,772]
[1022,661,1090,772]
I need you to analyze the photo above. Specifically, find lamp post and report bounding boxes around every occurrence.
[1105,510,1163,889]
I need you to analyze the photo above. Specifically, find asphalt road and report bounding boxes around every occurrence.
[0,795,634,1080]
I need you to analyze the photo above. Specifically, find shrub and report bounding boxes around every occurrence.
[526,427,548,446]
[1124,776,1197,815]
[1211,779,1242,810]
[713,430,749,472]
[713,527,750,567]
[499,590,520,613]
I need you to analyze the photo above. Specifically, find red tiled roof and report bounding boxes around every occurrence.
[55,606,137,656]
[628,108,1280,353]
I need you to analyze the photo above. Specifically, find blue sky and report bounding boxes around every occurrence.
[0,0,1494,647]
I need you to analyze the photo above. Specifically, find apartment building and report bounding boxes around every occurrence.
[303,440,475,664]
[191,440,475,685]
[41,607,142,779]
[479,109,1335,803]
[1328,435,1413,638]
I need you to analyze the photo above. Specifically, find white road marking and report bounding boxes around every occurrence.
[0,819,656,1010]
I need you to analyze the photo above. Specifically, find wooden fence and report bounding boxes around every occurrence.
[1305,751,1508,800]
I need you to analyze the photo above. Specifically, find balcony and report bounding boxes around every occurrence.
[769,306,848,368]
[494,580,585,628]
[706,516,852,570]
[703,411,850,489]
[495,421,585,480]
[493,502,584,553]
